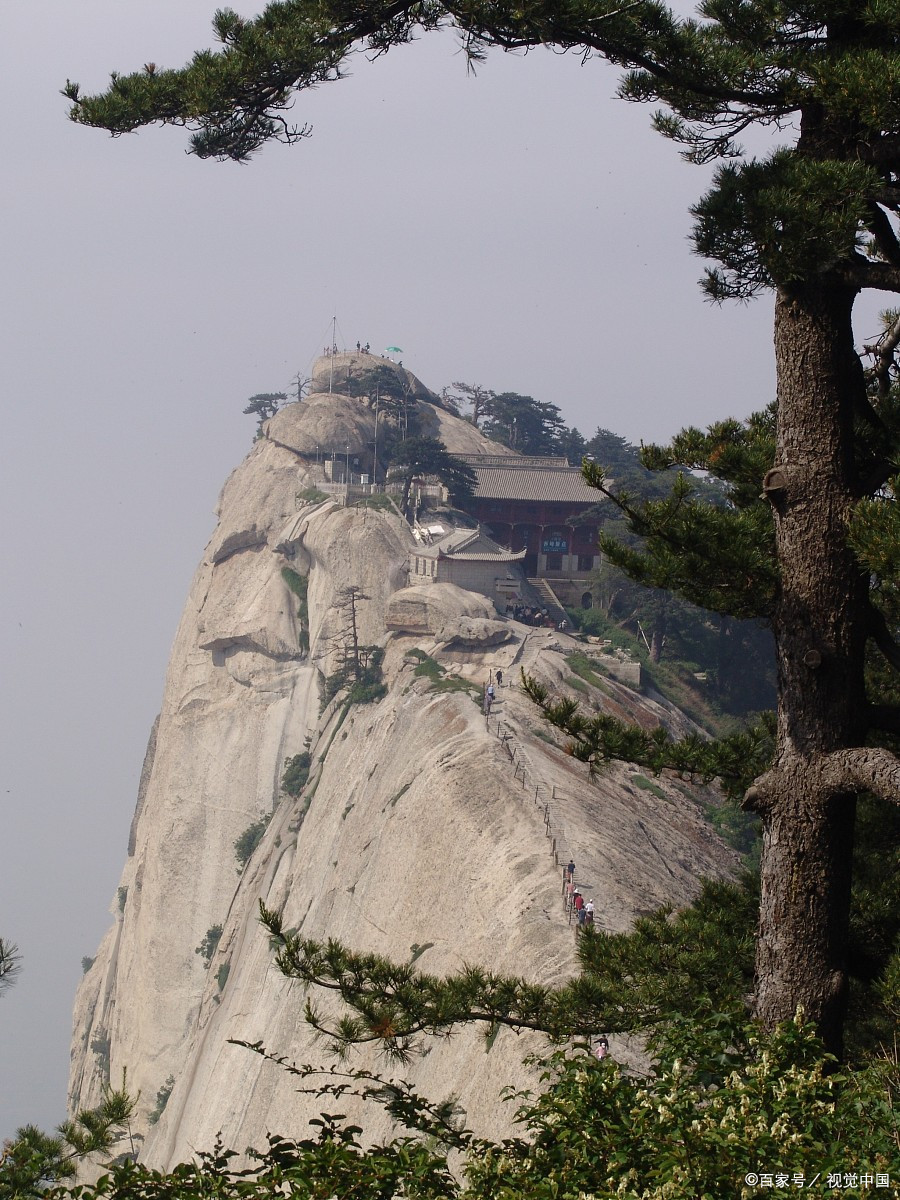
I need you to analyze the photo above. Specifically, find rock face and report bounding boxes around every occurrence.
[68,359,735,1167]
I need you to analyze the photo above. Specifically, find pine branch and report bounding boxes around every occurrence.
[866,201,900,271]
[256,878,757,1054]
[583,459,776,620]
[863,311,900,399]
[0,937,21,995]
[228,1041,476,1149]
[840,254,900,294]
[523,673,774,798]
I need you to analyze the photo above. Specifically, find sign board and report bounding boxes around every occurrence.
[542,534,568,553]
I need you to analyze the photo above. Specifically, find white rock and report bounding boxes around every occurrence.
[68,362,735,1168]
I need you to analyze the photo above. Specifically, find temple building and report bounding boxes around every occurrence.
[456,455,603,604]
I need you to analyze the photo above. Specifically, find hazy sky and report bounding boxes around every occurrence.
[0,0,885,1143]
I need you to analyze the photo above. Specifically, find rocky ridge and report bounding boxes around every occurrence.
[68,357,734,1166]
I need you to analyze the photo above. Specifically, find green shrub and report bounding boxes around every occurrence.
[347,679,388,705]
[631,773,667,800]
[566,651,611,691]
[33,1015,900,1200]
[281,568,309,651]
[411,651,479,697]
[281,751,311,797]
[148,1075,175,1126]
[81,957,95,974]
[234,815,270,873]
[195,924,223,967]
[353,492,396,512]
[215,961,230,993]
[324,646,387,708]
[296,486,327,504]
[464,1016,900,1198]
[116,887,128,914]
[566,607,647,656]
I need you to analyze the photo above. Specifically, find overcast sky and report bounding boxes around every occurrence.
[0,0,886,1144]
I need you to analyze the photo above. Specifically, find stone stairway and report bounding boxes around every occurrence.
[527,577,568,625]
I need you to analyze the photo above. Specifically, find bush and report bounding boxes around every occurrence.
[281,752,311,797]
[410,649,479,698]
[281,568,309,652]
[353,492,396,513]
[566,651,611,690]
[323,646,387,708]
[296,486,328,504]
[27,1015,900,1199]
[347,679,388,705]
[148,1075,175,1126]
[631,773,667,800]
[234,816,270,873]
[464,1016,900,1199]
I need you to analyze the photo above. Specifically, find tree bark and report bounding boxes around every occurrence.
[752,281,869,1055]
[649,596,668,664]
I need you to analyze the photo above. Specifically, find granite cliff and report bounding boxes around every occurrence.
[68,356,734,1165]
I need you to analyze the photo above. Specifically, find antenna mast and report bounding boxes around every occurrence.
[328,314,336,394]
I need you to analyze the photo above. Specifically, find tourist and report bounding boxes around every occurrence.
[496,668,504,687]
[595,1037,609,1060]
[566,859,575,881]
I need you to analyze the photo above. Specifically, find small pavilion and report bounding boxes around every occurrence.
[410,524,528,608]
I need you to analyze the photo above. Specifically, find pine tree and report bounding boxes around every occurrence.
[386,436,477,515]
[0,936,21,997]
[480,392,568,456]
[242,391,285,437]
[65,1,900,1054]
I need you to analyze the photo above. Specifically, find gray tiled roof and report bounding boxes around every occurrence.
[468,464,602,504]
[414,525,525,562]
[460,454,570,468]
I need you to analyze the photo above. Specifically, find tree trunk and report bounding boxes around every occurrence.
[751,281,869,1056]
[649,596,668,664]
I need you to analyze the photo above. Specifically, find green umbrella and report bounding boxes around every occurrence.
[385,346,403,354]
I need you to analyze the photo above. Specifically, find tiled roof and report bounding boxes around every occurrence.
[468,464,602,504]
[460,454,569,468]
[439,545,527,563]
[414,525,526,562]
